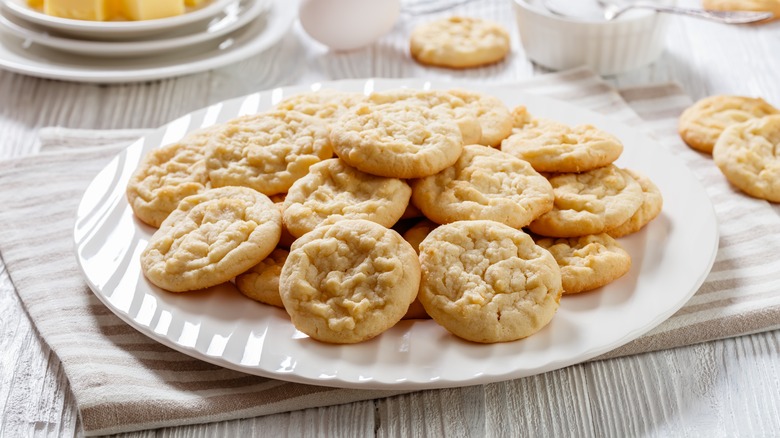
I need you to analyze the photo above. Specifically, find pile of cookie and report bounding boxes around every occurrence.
[678,95,780,203]
[128,88,663,344]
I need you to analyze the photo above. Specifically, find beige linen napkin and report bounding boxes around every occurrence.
[1,68,779,436]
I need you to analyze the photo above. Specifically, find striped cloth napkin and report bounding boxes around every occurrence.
[1,68,778,436]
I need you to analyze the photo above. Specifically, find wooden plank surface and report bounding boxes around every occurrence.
[1,0,780,436]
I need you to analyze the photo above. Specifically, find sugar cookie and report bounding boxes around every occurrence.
[331,102,464,179]
[410,16,511,69]
[274,89,365,125]
[282,158,412,238]
[418,220,562,343]
[713,115,780,202]
[502,115,623,173]
[126,126,217,228]
[412,145,553,228]
[141,187,281,292]
[679,95,779,154]
[206,110,333,196]
[235,249,288,308]
[535,234,631,295]
[279,220,420,344]
[448,89,513,147]
[528,165,644,237]
[607,169,663,238]
[367,89,482,145]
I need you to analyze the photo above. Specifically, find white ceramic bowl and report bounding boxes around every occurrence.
[511,0,672,75]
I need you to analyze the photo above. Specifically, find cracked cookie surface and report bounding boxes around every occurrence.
[367,89,482,145]
[528,165,643,237]
[678,95,778,154]
[713,114,780,202]
[236,248,289,308]
[206,110,333,195]
[607,169,664,238]
[141,186,282,292]
[502,111,623,173]
[282,158,411,238]
[274,89,365,125]
[126,126,217,228]
[279,220,420,344]
[331,101,464,179]
[447,89,513,147]
[418,220,562,343]
[412,145,553,228]
[535,234,631,295]
[410,16,510,69]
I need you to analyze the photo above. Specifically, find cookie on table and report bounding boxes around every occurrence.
[274,89,365,125]
[411,145,554,229]
[418,220,562,343]
[410,16,511,69]
[235,248,289,308]
[702,0,780,19]
[141,187,282,292]
[126,126,218,228]
[713,115,780,203]
[206,110,333,196]
[447,89,513,147]
[282,158,412,238]
[501,109,624,173]
[367,89,482,145]
[678,95,779,154]
[331,101,464,179]
[279,220,420,344]
[535,234,631,295]
[528,165,644,237]
[607,169,663,238]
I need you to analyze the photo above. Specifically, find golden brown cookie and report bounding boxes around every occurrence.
[418,220,562,343]
[678,95,779,154]
[535,234,631,295]
[235,249,289,308]
[702,0,780,19]
[282,158,412,238]
[279,220,420,344]
[206,110,333,195]
[366,89,482,145]
[448,89,513,147]
[713,115,780,202]
[411,145,553,228]
[126,126,217,228]
[141,187,282,292]
[410,16,511,69]
[331,101,464,179]
[501,115,624,173]
[528,165,644,237]
[607,169,664,238]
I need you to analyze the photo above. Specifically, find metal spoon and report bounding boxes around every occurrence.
[542,0,774,24]
[598,0,774,23]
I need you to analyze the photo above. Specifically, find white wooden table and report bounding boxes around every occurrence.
[2,1,780,436]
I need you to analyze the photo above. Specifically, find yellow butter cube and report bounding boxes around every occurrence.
[119,0,184,20]
[184,0,205,6]
[43,0,112,20]
[27,0,44,10]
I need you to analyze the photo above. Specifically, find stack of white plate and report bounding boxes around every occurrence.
[0,0,295,82]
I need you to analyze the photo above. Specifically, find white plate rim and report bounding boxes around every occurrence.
[73,78,719,390]
[1,0,234,35]
[0,0,268,57]
[0,0,294,82]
